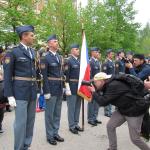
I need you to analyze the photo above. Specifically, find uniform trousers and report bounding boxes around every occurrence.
[14,100,36,150]
[45,96,62,139]
[66,95,81,129]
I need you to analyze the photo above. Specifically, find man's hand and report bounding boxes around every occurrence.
[87,85,95,93]
[65,82,72,96]
[144,77,150,90]
[44,93,51,100]
[37,93,40,99]
[144,94,150,101]
[8,97,16,107]
[125,62,133,69]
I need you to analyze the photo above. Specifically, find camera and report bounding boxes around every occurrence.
[81,80,93,87]
[122,57,130,63]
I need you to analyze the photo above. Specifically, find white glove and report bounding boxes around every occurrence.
[44,93,51,100]
[8,96,16,107]
[37,93,40,99]
[65,82,71,96]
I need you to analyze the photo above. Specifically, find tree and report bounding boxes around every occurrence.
[137,23,150,54]
[0,0,37,45]
[79,0,139,56]
[37,0,81,55]
[103,0,139,50]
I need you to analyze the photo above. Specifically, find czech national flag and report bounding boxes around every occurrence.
[77,32,92,101]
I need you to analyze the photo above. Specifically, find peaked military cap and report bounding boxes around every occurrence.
[47,34,57,42]
[70,44,79,49]
[16,25,34,35]
[90,47,100,52]
[126,51,134,55]
[106,48,113,54]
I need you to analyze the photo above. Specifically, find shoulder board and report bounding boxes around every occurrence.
[42,52,49,57]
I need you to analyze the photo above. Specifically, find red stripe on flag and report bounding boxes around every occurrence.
[78,64,92,101]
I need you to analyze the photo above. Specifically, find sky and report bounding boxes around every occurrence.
[134,0,150,28]
[79,0,150,28]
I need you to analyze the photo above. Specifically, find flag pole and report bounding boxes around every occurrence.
[81,23,85,131]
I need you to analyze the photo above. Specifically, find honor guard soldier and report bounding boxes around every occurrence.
[64,44,83,134]
[3,25,37,150]
[102,49,115,117]
[88,47,102,126]
[115,49,126,74]
[40,34,64,145]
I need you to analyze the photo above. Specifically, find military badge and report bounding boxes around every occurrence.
[5,57,10,64]
[40,63,45,69]
[103,66,107,70]
[64,65,68,70]
[115,64,119,67]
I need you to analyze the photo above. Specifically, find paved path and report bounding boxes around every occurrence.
[0,101,150,150]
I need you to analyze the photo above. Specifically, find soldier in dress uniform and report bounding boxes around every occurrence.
[64,44,83,134]
[87,47,102,126]
[3,25,37,150]
[115,49,126,74]
[40,34,64,145]
[101,49,115,117]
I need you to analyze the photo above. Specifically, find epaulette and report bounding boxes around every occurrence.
[8,45,19,52]
[42,52,49,57]
[6,48,13,53]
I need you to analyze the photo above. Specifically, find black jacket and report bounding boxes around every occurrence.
[93,79,149,117]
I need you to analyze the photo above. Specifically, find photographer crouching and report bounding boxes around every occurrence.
[87,72,150,150]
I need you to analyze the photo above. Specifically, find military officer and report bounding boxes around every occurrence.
[40,34,64,145]
[101,49,115,117]
[87,47,102,126]
[64,44,83,134]
[115,49,126,74]
[3,25,37,150]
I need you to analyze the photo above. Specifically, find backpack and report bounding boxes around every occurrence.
[112,73,145,96]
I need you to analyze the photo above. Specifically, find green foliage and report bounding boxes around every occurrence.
[137,23,150,55]
[1,0,148,55]
[37,0,81,55]
[0,0,37,44]
[80,0,139,54]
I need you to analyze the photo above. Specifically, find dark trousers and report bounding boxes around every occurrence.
[0,107,4,129]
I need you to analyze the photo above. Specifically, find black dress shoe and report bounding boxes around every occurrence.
[95,120,102,124]
[69,128,78,134]
[54,135,64,142]
[0,128,4,133]
[75,126,84,132]
[88,121,97,126]
[47,138,57,145]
